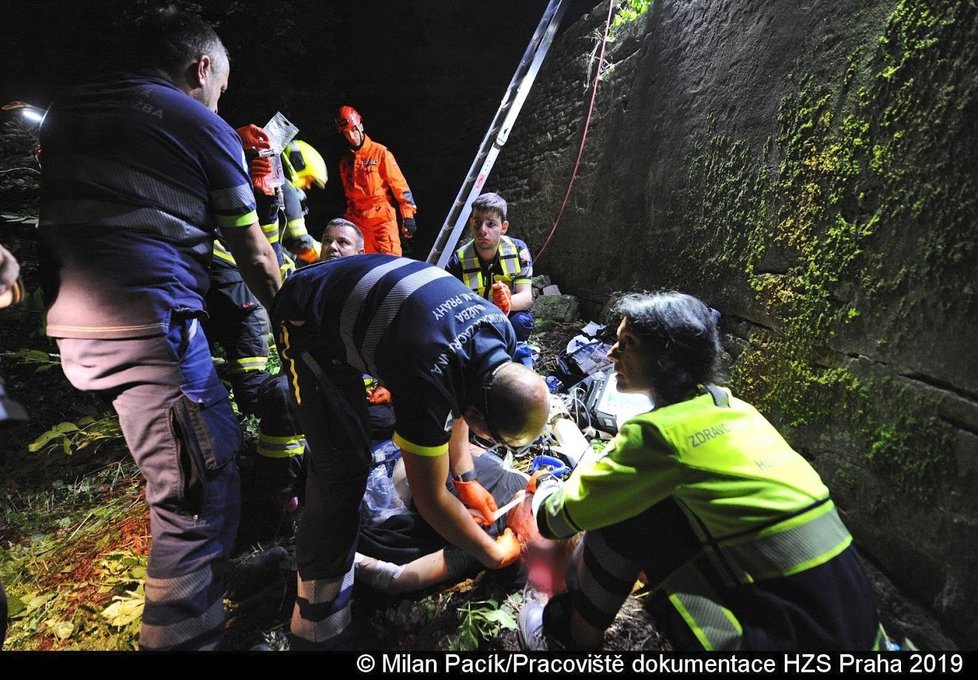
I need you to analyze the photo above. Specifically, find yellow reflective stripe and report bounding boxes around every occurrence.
[663,562,743,651]
[456,236,521,296]
[47,322,165,336]
[260,221,281,243]
[668,591,743,651]
[393,433,447,458]
[496,236,522,279]
[280,261,296,280]
[456,241,485,293]
[258,434,306,459]
[719,503,853,582]
[279,323,302,406]
[227,356,268,374]
[284,219,310,240]
[212,240,237,265]
[218,209,260,229]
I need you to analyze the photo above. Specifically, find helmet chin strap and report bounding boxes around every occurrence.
[348,127,365,151]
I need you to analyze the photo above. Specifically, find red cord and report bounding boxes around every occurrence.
[534,0,616,263]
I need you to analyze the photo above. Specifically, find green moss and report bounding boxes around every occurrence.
[670,0,974,500]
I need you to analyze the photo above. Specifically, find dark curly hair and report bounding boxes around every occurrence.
[613,292,721,405]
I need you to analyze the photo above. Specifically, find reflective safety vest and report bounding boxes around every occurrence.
[455,235,523,298]
[539,386,863,650]
[637,387,853,650]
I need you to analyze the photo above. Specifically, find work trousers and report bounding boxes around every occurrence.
[276,322,371,649]
[509,310,534,343]
[56,316,241,650]
[345,202,401,256]
[205,277,305,499]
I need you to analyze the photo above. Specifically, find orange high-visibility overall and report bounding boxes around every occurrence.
[338,134,416,255]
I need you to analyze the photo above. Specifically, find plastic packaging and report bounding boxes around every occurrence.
[361,464,406,526]
[257,112,299,192]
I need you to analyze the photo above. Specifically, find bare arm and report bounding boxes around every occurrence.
[448,418,476,477]
[222,223,282,310]
[402,451,508,569]
[510,282,533,312]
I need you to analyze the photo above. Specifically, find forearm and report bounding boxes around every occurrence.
[403,452,504,569]
[448,419,476,478]
[223,223,282,309]
[510,285,533,312]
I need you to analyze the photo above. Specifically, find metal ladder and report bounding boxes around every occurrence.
[426,0,569,268]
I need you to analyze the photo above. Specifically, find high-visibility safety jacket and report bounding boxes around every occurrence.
[338,134,416,219]
[534,386,873,650]
[451,235,531,299]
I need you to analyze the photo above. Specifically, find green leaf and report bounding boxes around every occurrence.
[51,620,74,640]
[28,429,64,452]
[482,609,517,630]
[101,593,145,628]
[6,594,27,618]
[26,592,56,612]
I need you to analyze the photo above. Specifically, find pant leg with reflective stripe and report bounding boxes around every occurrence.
[205,278,305,497]
[56,318,240,651]
[277,327,370,649]
[565,530,643,635]
[546,497,701,648]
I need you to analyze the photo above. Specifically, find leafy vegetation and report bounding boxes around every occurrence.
[2,459,148,650]
[450,593,521,651]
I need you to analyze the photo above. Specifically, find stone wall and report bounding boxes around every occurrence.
[493,0,978,648]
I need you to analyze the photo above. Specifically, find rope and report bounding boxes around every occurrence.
[534,0,617,263]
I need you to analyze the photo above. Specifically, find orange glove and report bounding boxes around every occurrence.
[249,155,273,179]
[490,282,512,315]
[236,124,270,151]
[367,386,392,405]
[454,478,498,526]
[493,528,522,569]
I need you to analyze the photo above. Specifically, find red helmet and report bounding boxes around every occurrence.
[335,105,362,133]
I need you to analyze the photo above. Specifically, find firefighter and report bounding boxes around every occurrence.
[334,105,417,256]
[38,7,280,650]
[205,131,323,546]
[280,139,328,266]
[519,292,884,651]
[271,255,550,648]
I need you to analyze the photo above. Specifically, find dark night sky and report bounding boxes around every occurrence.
[2,0,598,257]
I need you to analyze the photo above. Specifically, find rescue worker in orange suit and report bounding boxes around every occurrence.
[335,105,417,256]
[205,129,327,547]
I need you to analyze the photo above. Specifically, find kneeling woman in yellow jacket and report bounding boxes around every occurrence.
[520,291,884,651]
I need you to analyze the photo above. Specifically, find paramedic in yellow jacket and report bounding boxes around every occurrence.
[335,105,417,256]
[518,291,884,651]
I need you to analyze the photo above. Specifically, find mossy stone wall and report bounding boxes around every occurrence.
[494,0,978,647]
